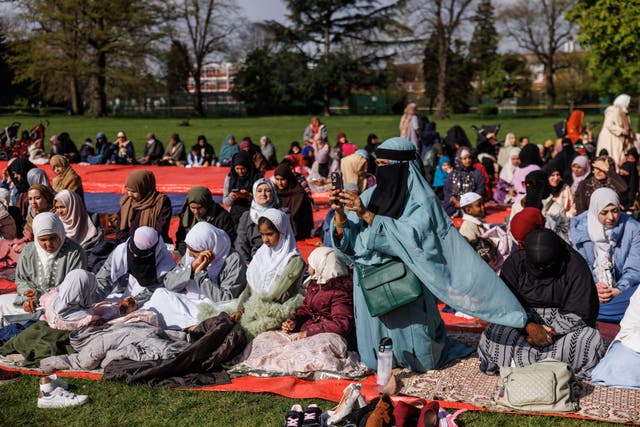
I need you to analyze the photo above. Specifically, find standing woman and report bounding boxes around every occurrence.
[222,151,263,226]
[116,170,172,244]
[399,102,420,152]
[235,178,281,264]
[274,163,314,240]
[50,155,84,201]
[175,186,235,255]
[570,188,640,323]
[0,212,86,322]
[7,158,37,218]
[331,137,526,372]
[597,94,633,168]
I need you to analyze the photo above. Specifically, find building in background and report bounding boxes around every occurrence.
[187,62,238,104]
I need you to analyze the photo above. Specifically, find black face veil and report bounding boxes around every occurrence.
[367,148,415,220]
[127,238,157,287]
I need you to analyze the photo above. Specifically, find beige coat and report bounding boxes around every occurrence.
[597,105,632,168]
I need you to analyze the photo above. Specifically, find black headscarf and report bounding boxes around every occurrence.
[368,147,415,219]
[8,158,37,193]
[444,125,471,155]
[545,164,565,197]
[127,238,157,287]
[518,144,543,168]
[500,228,599,326]
[524,170,551,210]
[229,151,262,191]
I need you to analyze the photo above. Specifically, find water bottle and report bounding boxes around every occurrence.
[376,337,393,387]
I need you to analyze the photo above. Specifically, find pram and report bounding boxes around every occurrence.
[0,122,20,160]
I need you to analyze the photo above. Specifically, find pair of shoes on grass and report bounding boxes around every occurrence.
[284,403,322,427]
[37,374,88,409]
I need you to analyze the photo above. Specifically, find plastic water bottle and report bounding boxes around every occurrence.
[376,337,393,387]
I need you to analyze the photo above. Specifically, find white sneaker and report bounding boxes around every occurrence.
[48,374,69,390]
[37,387,88,409]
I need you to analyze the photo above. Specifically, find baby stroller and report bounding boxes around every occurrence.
[0,122,20,160]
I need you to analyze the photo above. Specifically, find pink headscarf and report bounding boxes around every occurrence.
[571,155,591,193]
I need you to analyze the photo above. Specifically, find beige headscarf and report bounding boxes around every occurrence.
[119,170,166,231]
[399,102,417,139]
[304,247,349,286]
[55,190,99,247]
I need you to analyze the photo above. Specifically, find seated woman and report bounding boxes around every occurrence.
[116,170,172,244]
[50,155,84,201]
[231,247,363,378]
[493,147,520,205]
[443,148,485,216]
[218,135,238,167]
[274,163,314,240]
[234,208,305,338]
[222,152,263,226]
[331,137,526,373]
[511,144,543,205]
[570,188,640,323]
[7,158,37,217]
[95,226,176,306]
[235,178,282,264]
[175,186,236,256]
[592,289,640,389]
[0,212,86,322]
[574,156,628,215]
[145,222,247,330]
[547,164,576,218]
[0,190,16,242]
[54,190,102,249]
[0,184,55,267]
[478,229,604,379]
[40,269,139,330]
[26,168,51,187]
[109,131,135,165]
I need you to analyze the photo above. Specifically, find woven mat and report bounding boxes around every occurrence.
[398,332,640,424]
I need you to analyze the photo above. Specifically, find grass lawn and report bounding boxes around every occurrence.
[0,375,618,426]
[0,113,619,161]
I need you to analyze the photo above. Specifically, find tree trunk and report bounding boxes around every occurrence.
[90,50,107,117]
[69,77,82,115]
[543,59,555,115]
[434,39,449,120]
[322,24,330,116]
[193,66,204,116]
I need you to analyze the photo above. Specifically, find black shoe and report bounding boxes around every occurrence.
[284,404,304,427]
[343,397,379,426]
[0,368,20,385]
[302,404,322,426]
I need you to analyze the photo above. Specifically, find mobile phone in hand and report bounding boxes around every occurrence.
[330,172,344,207]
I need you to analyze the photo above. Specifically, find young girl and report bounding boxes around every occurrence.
[234,209,305,338]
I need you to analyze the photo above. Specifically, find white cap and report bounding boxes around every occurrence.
[460,192,482,208]
[117,131,126,138]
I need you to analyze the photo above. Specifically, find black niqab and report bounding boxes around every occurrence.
[127,238,157,287]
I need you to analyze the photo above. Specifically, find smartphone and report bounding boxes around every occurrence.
[231,188,240,193]
[330,172,344,207]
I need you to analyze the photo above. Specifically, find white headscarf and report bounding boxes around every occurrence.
[614,94,631,114]
[304,247,349,286]
[571,155,591,193]
[249,178,279,224]
[0,188,10,220]
[33,212,66,276]
[499,147,521,184]
[55,190,99,247]
[52,269,98,321]
[27,168,51,187]
[184,221,231,281]
[246,208,299,294]
[587,187,620,266]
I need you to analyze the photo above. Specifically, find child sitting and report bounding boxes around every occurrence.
[186,145,204,168]
[458,192,487,242]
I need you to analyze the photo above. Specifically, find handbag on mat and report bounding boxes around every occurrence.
[355,259,423,317]
[495,359,580,413]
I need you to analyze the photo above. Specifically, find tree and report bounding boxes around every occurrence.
[267,0,404,115]
[467,0,498,102]
[500,0,575,115]
[0,19,34,106]
[410,0,475,119]
[7,0,164,116]
[568,0,640,98]
[165,40,192,98]
[173,0,237,116]
[482,53,531,104]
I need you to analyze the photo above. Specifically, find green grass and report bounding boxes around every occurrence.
[0,375,621,426]
[0,113,621,160]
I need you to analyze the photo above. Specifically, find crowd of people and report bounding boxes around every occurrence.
[0,102,640,412]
